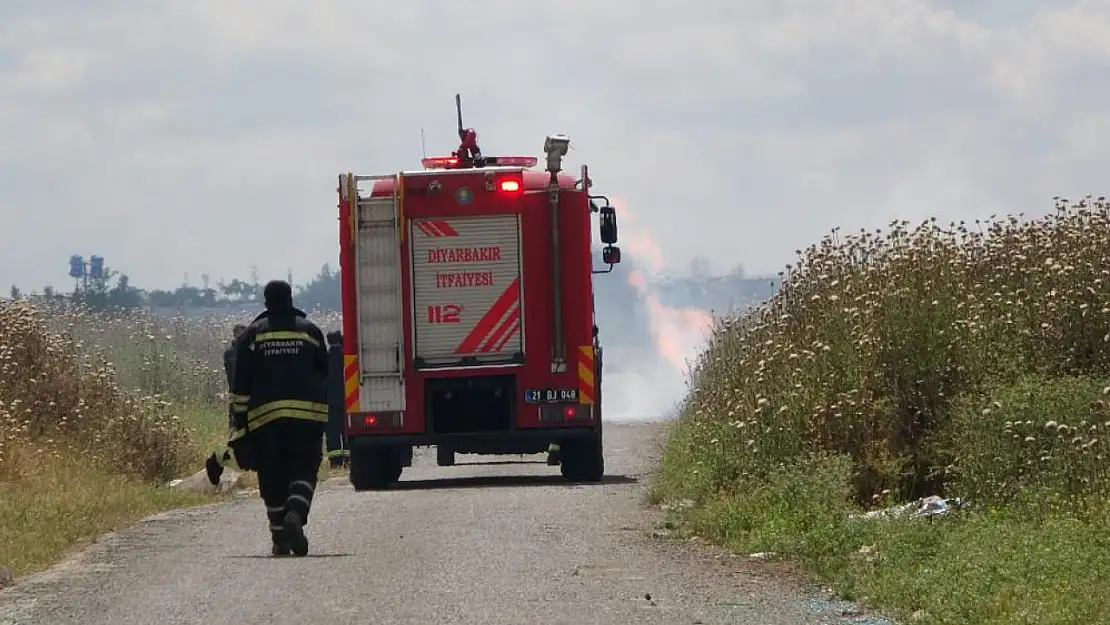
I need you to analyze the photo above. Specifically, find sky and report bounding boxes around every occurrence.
[2,0,1108,292]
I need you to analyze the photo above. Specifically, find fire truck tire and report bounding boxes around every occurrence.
[560,433,604,482]
[349,449,394,491]
[436,446,455,467]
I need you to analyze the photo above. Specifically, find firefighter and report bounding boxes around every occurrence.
[325,330,350,469]
[227,280,329,557]
[205,324,248,487]
[222,324,247,428]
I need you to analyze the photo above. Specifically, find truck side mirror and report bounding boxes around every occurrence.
[599,205,618,244]
[602,245,621,265]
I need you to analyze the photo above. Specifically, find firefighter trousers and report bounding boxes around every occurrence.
[251,418,325,544]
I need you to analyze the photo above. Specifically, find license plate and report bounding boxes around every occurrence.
[524,388,578,403]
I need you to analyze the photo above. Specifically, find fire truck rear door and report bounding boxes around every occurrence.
[410,214,524,368]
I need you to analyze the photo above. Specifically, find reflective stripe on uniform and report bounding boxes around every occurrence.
[251,330,321,349]
[247,399,328,429]
[230,393,250,416]
[228,427,248,442]
[326,449,350,458]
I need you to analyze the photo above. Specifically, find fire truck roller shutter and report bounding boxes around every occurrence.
[410,215,523,366]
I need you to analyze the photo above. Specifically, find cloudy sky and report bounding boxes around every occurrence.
[1,0,1107,293]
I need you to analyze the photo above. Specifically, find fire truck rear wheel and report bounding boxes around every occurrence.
[560,433,604,482]
[350,449,394,491]
[436,446,455,467]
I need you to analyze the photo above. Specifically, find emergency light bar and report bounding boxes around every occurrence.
[421,156,459,169]
[420,155,538,170]
[489,156,538,167]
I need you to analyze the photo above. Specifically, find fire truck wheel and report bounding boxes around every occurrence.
[559,433,604,482]
[349,449,393,491]
[436,446,455,467]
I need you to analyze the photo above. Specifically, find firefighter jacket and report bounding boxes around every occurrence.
[228,308,329,444]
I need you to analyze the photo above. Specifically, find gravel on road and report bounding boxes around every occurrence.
[0,422,893,625]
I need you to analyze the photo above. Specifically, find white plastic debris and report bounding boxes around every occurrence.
[848,495,966,521]
[167,468,244,494]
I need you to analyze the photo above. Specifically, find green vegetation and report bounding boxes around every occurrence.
[652,197,1110,624]
[0,300,342,578]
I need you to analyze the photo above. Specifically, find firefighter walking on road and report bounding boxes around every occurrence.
[227,280,330,557]
[325,330,350,469]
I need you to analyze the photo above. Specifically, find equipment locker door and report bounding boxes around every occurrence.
[353,184,405,412]
[410,214,524,368]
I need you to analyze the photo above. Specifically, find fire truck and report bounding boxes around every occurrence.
[336,96,622,490]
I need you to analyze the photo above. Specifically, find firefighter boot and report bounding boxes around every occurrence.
[283,510,309,557]
[266,506,292,557]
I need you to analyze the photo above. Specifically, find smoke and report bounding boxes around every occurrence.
[594,197,715,422]
[626,269,713,374]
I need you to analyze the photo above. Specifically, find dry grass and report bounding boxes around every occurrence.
[653,196,1110,624]
[0,300,340,578]
[0,441,211,576]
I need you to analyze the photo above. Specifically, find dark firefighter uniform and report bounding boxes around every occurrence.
[228,280,329,557]
[222,324,247,430]
[223,342,236,430]
[205,324,249,486]
[325,330,349,468]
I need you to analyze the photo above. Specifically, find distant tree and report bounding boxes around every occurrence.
[217,278,258,303]
[146,289,177,307]
[107,274,143,309]
[28,262,346,311]
[9,285,20,300]
[296,263,341,311]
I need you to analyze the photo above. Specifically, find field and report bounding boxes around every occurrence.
[0,301,340,577]
[652,197,1110,624]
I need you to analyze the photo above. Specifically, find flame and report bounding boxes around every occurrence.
[595,195,717,420]
[611,194,713,373]
[626,269,713,374]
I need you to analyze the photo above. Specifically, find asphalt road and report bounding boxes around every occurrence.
[0,423,892,625]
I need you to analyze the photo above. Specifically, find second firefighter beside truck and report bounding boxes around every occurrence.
[223,324,248,428]
[228,280,330,557]
[325,330,349,468]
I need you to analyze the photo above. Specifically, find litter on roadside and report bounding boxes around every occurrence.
[848,495,967,521]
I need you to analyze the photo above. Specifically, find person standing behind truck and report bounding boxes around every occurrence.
[223,324,248,427]
[227,280,330,557]
[204,323,249,487]
[325,330,349,469]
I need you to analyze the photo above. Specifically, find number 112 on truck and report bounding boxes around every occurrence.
[335,94,622,490]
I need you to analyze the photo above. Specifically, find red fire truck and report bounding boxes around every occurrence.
[336,96,622,490]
